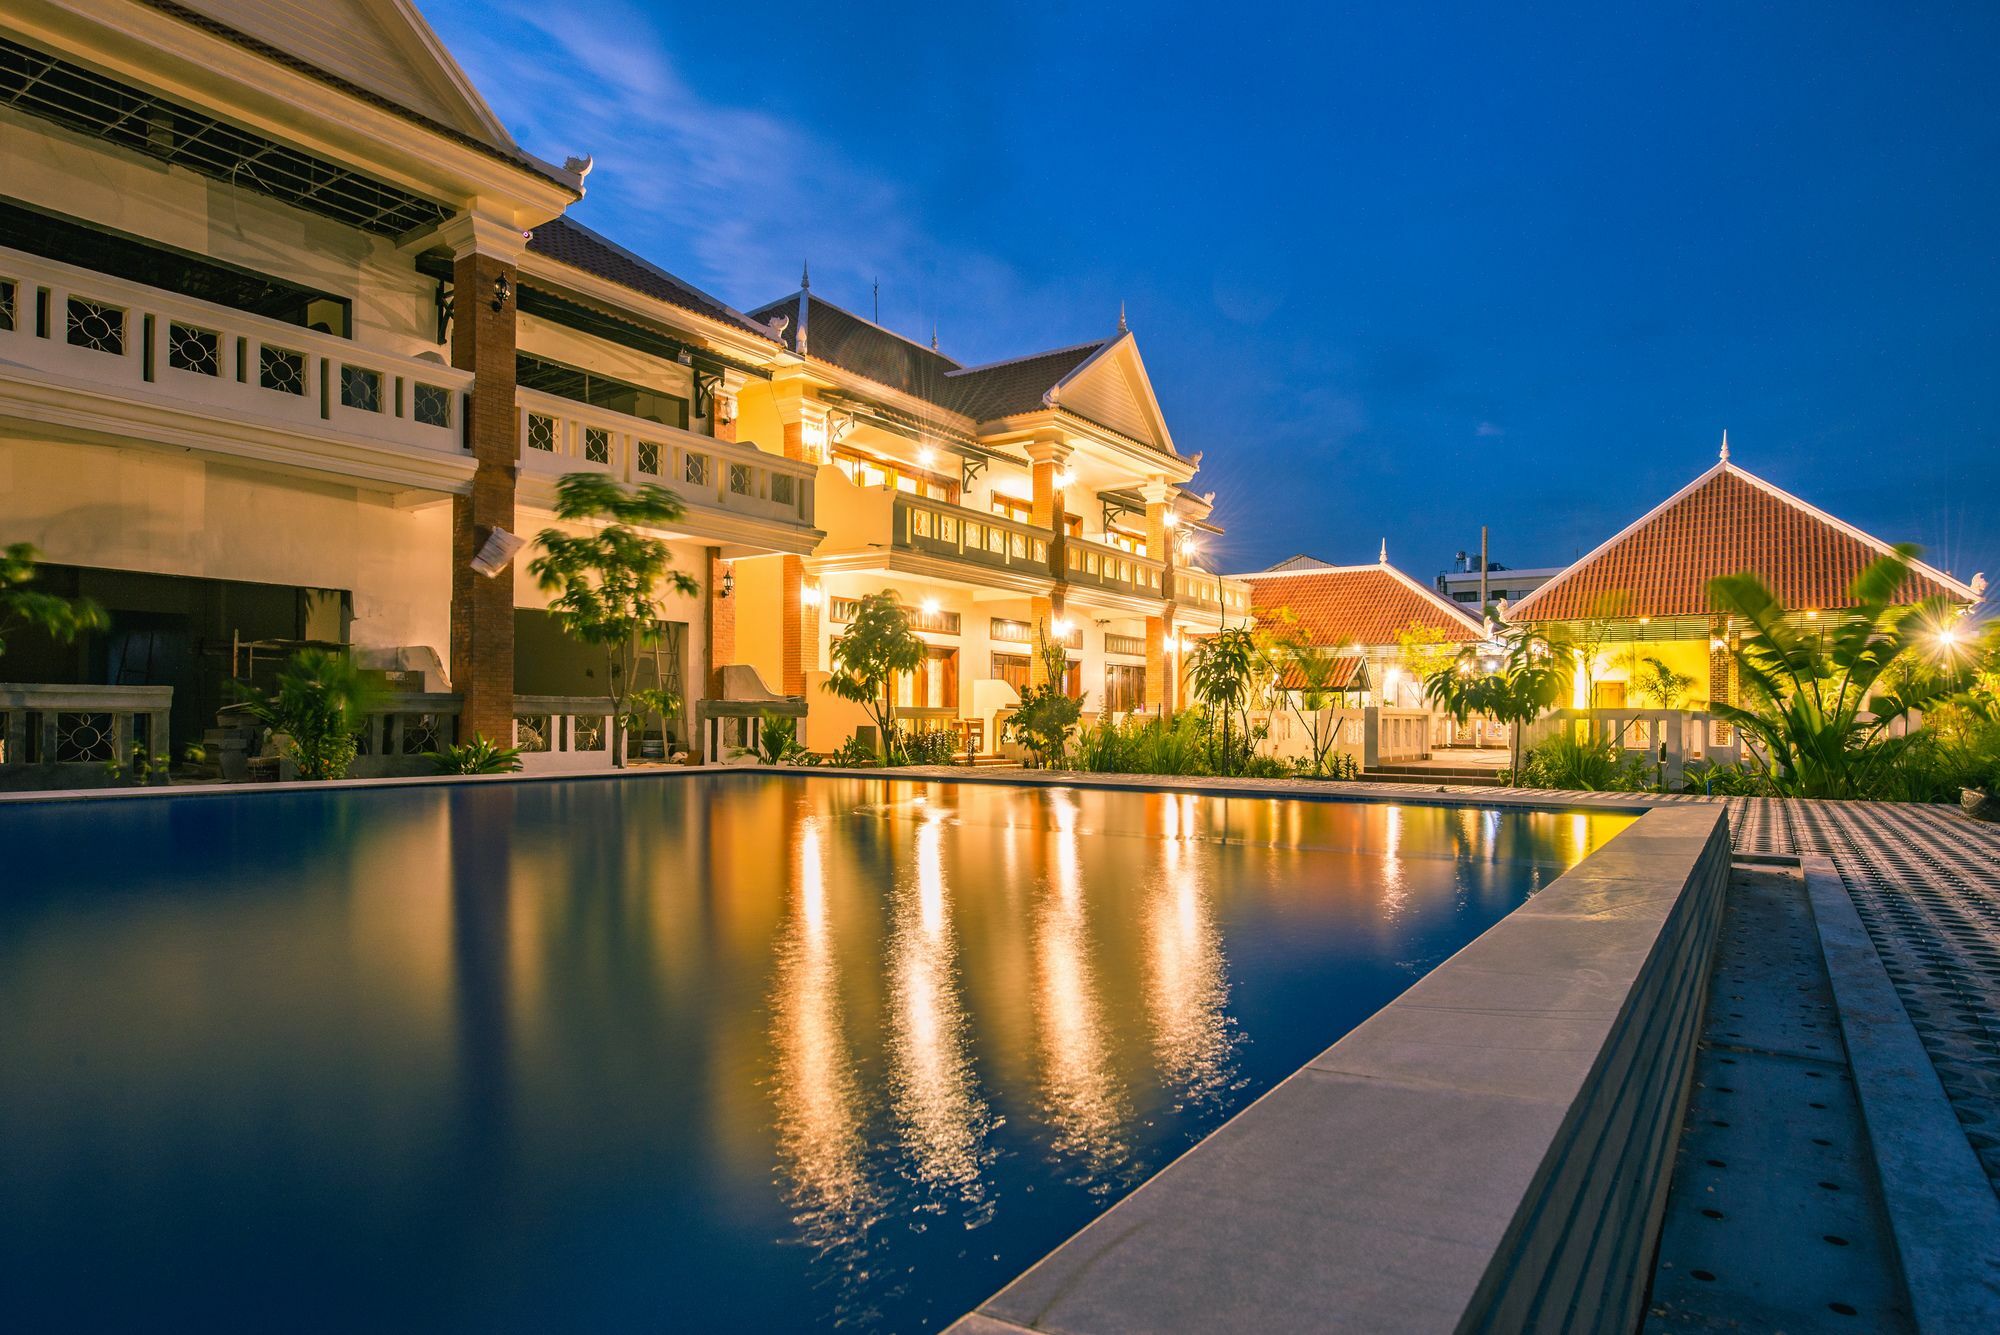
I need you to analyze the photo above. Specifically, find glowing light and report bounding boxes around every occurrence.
[918,446,937,468]
[921,597,941,617]
[802,584,824,609]
[1051,617,1073,638]
[1805,609,1819,620]
[1162,512,1180,529]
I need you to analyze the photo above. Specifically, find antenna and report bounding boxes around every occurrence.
[873,278,879,324]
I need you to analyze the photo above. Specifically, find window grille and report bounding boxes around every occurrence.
[526,414,556,452]
[413,383,451,427]
[259,345,305,394]
[339,365,381,412]
[167,321,219,376]
[65,297,123,353]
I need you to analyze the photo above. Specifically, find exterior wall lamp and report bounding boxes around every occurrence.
[720,566,735,598]
[492,274,512,311]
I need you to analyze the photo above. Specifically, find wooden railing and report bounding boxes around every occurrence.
[0,245,471,460]
[516,388,816,530]
[893,494,1052,578]
[1065,535,1166,599]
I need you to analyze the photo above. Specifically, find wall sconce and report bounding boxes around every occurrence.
[801,584,823,609]
[921,597,941,617]
[918,446,937,468]
[1052,470,1076,491]
[1051,617,1073,638]
[801,421,828,453]
[1162,511,1180,529]
[491,274,512,312]
[720,566,735,598]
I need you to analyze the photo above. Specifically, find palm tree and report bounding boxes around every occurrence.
[1186,626,1263,774]
[1706,546,1979,798]
[1424,626,1574,785]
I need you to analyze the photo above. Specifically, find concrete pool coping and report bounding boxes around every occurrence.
[947,800,1733,1335]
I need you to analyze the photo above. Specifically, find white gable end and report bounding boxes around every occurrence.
[1052,336,1177,456]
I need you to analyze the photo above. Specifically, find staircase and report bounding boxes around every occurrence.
[1360,760,1506,787]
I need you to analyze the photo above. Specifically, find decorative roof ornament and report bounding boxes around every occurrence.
[796,260,810,357]
[1719,429,1730,463]
[562,153,594,180]
[1118,300,1128,335]
[1379,538,1389,564]
[1973,572,1989,598]
[931,322,939,352]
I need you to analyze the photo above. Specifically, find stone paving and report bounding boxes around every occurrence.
[872,766,2000,1198]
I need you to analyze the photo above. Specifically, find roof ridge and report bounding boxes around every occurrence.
[945,338,1108,378]
[749,290,963,368]
[541,218,775,339]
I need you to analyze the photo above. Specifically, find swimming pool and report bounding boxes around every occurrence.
[0,774,1631,1332]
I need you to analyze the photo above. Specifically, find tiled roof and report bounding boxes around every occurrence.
[1509,462,1978,622]
[1246,564,1486,648]
[1276,655,1367,691]
[940,342,1108,421]
[529,219,776,340]
[746,292,964,400]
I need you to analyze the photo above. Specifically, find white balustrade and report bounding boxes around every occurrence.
[515,388,815,529]
[0,245,470,459]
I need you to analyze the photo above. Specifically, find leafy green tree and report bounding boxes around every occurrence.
[244,649,382,781]
[1006,621,1084,768]
[527,474,698,768]
[1705,546,1980,798]
[1626,654,1698,709]
[1,542,107,660]
[1424,626,1574,785]
[1394,621,1460,698]
[824,590,925,760]
[1260,610,1346,775]
[1187,626,1264,775]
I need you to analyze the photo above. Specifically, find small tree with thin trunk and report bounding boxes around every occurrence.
[527,474,697,768]
[1259,609,1345,775]
[1424,626,1574,785]
[824,590,925,762]
[1,542,106,660]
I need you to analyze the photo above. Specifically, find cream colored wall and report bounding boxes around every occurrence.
[732,384,786,457]
[3,110,437,353]
[516,313,698,404]
[0,436,451,659]
[731,553,787,689]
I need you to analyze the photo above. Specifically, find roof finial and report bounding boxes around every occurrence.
[930,321,938,352]
[1719,428,1729,463]
[1379,538,1389,564]
[800,259,810,290]
[1117,300,1128,334]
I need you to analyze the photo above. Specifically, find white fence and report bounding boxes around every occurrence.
[1520,708,1748,787]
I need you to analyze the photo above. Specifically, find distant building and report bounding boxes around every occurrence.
[1434,555,1563,610]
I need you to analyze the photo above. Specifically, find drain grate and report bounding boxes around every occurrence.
[1645,865,1912,1333]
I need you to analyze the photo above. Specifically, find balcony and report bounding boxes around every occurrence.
[1064,534,1167,605]
[0,245,473,491]
[894,493,1053,581]
[516,388,819,552]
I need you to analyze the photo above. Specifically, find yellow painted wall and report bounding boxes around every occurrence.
[732,553,787,689]
[1590,639,1713,708]
[732,384,786,457]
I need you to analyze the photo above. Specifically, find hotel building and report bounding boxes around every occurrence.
[0,0,1245,772]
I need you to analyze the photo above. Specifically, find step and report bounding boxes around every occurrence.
[1359,769,1505,787]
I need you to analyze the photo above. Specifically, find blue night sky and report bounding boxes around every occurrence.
[426,1,1999,592]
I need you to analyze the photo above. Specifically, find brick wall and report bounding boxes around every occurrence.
[448,249,519,744]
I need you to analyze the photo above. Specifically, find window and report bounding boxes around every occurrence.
[991,495,1032,524]
[65,297,124,354]
[259,345,305,395]
[637,440,661,475]
[938,514,957,543]
[526,413,556,452]
[1105,633,1147,657]
[729,463,754,496]
[895,645,959,710]
[911,507,932,538]
[339,365,382,412]
[1105,663,1147,714]
[166,321,219,376]
[771,473,796,506]
[990,652,1030,693]
[584,427,610,464]
[685,453,710,486]
[414,383,452,428]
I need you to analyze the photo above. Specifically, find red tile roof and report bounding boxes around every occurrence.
[1245,563,1486,648]
[1276,655,1368,691]
[1509,462,1978,622]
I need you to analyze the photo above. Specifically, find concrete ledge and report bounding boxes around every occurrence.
[1802,855,2000,1329]
[949,803,1731,1335]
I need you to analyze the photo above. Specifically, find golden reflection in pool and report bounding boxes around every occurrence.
[887,810,997,1216]
[1145,794,1238,1111]
[1380,803,1409,920]
[1034,792,1130,1186]
[768,817,880,1259]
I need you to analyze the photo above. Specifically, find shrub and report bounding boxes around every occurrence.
[425,736,525,775]
[1239,754,1292,779]
[1518,732,1653,792]
[242,649,381,781]
[891,726,958,766]
[1681,759,1762,796]
[829,734,877,768]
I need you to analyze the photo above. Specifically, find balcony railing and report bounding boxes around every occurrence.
[0,245,471,460]
[893,494,1052,579]
[1065,535,1166,599]
[516,388,815,529]
[0,684,172,787]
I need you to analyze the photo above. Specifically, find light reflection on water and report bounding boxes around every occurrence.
[0,777,1631,1334]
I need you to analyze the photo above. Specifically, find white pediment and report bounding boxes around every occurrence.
[1051,334,1178,456]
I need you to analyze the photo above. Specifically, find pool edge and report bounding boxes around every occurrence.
[947,801,1731,1335]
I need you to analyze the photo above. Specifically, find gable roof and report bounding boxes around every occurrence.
[148,0,566,182]
[1243,562,1487,648]
[528,219,776,341]
[1276,655,1369,692]
[1508,459,1980,622]
[937,341,1107,421]
[747,291,964,401]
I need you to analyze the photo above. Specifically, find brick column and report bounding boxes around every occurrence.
[1143,480,1178,715]
[1028,594,1059,689]
[1145,615,1178,715]
[444,217,525,745]
[1708,614,1734,743]
[704,548,734,694]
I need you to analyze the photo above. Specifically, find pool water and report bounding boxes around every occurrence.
[0,775,1630,1333]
